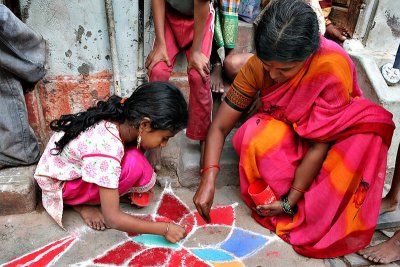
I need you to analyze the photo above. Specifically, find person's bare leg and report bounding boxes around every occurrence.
[381,143,400,214]
[221,52,254,100]
[72,205,106,231]
[200,140,205,169]
[210,43,225,94]
[149,147,162,172]
[211,63,225,93]
[224,52,254,82]
[359,230,400,264]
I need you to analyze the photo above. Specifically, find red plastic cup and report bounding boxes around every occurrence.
[130,189,154,207]
[248,179,276,206]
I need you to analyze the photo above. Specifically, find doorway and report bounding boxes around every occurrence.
[330,0,364,36]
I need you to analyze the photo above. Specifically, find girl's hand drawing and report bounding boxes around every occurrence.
[165,223,187,244]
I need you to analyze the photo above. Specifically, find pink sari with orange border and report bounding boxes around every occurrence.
[229,37,395,258]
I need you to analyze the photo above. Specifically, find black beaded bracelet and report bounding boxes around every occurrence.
[280,195,297,215]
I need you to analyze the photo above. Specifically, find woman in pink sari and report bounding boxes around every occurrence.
[193,0,395,258]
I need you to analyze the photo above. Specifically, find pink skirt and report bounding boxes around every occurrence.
[62,147,155,205]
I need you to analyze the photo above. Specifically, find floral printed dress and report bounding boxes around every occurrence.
[34,121,155,228]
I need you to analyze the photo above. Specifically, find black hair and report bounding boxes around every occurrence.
[254,0,320,62]
[50,81,188,154]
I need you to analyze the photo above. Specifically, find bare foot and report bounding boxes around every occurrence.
[211,63,225,94]
[149,147,162,172]
[72,205,106,231]
[325,23,350,43]
[359,233,400,264]
[380,197,399,214]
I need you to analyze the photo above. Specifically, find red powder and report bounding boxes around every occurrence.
[27,238,75,266]
[195,206,235,226]
[184,254,210,267]
[128,247,171,266]
[93,241,143,265]
[266,251,280,257]
[180,213,195,234]
[4,236,74,267]
[157,194,190,223]
[167,248,188,267]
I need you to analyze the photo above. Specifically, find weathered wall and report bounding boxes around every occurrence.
[347,0,400,170]
[19,0,144,145]
[364,0,400,55]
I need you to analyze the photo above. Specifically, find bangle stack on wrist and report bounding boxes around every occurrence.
[280,195,298,215]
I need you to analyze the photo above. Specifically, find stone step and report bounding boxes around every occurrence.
[342,230,400,266]
[177,129,239,188]
[377,206,400,230]
[0,165,37,216]
[233,20,255,55]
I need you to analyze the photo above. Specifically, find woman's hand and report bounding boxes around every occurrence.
[192,103,243,223]
[252,200,284,217]
[164,222,186,244]
[193,177,215,223]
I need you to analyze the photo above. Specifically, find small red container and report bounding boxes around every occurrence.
[130,190,154,207]
[248,179,276,206]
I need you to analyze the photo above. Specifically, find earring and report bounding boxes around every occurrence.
[137,133,142,149]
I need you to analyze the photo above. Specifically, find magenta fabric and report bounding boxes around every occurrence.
[231,37,395,258]
[63,147,153,205]
[149,4,215,140]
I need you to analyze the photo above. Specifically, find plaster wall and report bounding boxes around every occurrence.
[346,0,400,170]
[20,0,141,95]
[363,0,400,55]
[350,53,400,169]
[17,0,145,144]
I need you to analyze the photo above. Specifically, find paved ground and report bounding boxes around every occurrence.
[2,183,400,266]
[0,185,339,267]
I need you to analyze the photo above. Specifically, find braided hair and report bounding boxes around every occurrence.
[50,81,188,154]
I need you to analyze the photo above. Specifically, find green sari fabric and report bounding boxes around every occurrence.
[214,0,240,49]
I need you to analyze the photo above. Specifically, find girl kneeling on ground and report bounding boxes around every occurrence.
[35,82,187,243]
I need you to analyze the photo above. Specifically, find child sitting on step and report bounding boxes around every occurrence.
[146,0,214,172]
[34,82,187,243]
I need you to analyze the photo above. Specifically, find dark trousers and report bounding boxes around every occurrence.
[0,5,46,166]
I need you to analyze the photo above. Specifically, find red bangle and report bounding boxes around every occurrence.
[200,164,221,174]
[290,185,307,193]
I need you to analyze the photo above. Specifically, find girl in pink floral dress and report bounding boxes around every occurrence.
[34,82,188,243]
